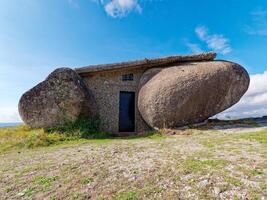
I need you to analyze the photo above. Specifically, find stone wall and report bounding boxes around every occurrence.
[80,68,151,134]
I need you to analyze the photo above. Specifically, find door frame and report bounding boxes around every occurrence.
[118,91,136,133]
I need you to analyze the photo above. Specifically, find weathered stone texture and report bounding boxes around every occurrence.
[81,68,151,134]
[19,68,97,128]
[138,61,250,129]
[18,52,250,134]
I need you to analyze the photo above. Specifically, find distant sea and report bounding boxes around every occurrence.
[0,123,22,128]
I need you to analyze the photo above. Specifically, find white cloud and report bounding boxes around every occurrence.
[215,71,267,119]
[186,43,203,54]
[195,26,208,40]
[245,8,267,36]
[70,0,151,18]
[195,26,232,55]
[105,0,141,18]
[93,0,142,18]
[0,107,21,123]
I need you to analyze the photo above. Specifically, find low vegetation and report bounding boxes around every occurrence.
[0,120,266,199]
[0,117,161,154]
[0,125,71,153]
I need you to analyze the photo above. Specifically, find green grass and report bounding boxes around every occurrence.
[81,177,94,185]
[179,157,226,174]
[0,116,120,153]
[113,191,139,200]
[237,129,267,144]
[18,188,36,197]
[0,125,73,153]
[0,124,165,154]
[224,176,242,187]
[33,176,58,187]
[45,116,115,139]
[251,169,264,176]
[196,118,260,129]
[1,123,266,199]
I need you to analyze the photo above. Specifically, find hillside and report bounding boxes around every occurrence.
[0,119,266,199]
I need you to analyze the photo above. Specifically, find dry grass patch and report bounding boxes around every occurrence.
[0,125,266,199]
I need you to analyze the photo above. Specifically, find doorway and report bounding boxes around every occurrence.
[119,91,135,132]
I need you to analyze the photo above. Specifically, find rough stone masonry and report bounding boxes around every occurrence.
[18,52,250,134]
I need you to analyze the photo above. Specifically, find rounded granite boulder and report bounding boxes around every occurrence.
[19,68,97,128]
[138,61,250,129]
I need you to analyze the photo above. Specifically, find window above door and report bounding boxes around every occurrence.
[122,74,134,81]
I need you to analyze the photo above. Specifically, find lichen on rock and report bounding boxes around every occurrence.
[19,68,98,128]
[138,61,250,129]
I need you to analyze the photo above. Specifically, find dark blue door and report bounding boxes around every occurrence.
[119,91,135,132]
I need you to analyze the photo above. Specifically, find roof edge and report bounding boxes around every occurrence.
[75,52,216,74]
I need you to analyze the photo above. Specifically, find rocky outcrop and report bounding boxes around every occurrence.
[19,68,97,128]
[138,61,250,129]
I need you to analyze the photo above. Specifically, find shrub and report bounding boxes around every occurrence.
[45,116,113,139]
[0,125,70,153]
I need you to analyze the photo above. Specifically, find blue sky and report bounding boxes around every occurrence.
[0,0,267,122]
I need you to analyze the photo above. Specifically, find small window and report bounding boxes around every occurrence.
[122,74,134,81]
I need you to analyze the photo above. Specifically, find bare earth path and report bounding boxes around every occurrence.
[0,124,266,200]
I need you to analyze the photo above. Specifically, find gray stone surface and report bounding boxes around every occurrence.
[19,68,97,128]
[138,61,250,129]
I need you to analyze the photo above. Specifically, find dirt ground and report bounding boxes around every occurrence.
[0,122,266,200]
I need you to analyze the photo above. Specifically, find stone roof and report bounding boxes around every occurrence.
[75,52,216,74]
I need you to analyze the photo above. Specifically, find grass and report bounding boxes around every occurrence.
[199,129,267,149]
[195,118,260,129]
[180,157,226,174]
[81,177,94,185]
[0,120,266,199]
[0,124,164,154]
[113,191,139,200]
[45,116,116,139]
[17,188,36,197]
[237,129,267,143]
[0,125,74,153]
[33,176,58,187]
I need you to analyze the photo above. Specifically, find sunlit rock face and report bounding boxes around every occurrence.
[138,61,250,129]
[19,68,97,128]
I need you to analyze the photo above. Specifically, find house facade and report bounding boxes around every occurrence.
[75,52,217,135]
[78,67,151,134]
[19,52,249,134]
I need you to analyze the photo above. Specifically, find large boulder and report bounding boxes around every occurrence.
[138,61,250,129]
[19,68,97,128]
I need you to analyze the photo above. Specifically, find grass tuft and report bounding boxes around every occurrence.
[237,129,267,144]
[45,116,114,139]
[81,177,94,185]
[0,125,71,153]
[33,176,58,187]
[180,157,226,174]
[113,191,139,200]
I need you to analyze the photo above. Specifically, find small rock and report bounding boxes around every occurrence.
[17,192,25,197]
[198,179,209,188]
[213,187,221,196]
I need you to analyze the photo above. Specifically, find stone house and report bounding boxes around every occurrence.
[74,53,216,135]
[19,52,249,135]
